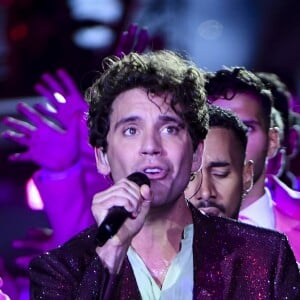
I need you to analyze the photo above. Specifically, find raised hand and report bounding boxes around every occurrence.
[33,68,88,128]
[33,68,95,171]
[2,103,81,170]
[114,23,149,57]
[92,178,152,247]
[93,178,152,274]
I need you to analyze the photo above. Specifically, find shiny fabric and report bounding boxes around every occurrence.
[29,205,300,299]
[266,174,300,262]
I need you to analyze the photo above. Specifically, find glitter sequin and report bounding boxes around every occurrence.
[29,205,300,299]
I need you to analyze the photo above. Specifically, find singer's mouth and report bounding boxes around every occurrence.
[143,167,167,179]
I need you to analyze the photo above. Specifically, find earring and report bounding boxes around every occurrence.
[242,186,252,198]
[242,191,248,199]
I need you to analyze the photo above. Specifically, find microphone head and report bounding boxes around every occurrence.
[127,172,150,187]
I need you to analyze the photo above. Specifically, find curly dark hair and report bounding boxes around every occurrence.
[256,72,291,145]
[86,50,208,152]
[205,67,273,132]
[208,105,248,155]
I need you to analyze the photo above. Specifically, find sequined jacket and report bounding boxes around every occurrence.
[29,205,300,299]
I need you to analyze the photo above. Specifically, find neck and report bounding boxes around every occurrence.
[132,196,192,251]
[131,196,192,287]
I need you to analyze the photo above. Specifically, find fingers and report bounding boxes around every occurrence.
[34,82,60,110]
[2,133,29,147]
[2,116,35,136]
[134,27,149,53]
[140,184,152,203]
[12,239,46,251]
[114,31,128,57]
[40,72,66,95]
[15,255,35,270]
[125,23,138,53]
[56,68,79,94]
[1,130,30,148]
[114,23,150,57]
[16,102,45,127]
[114,23,138,57]
[92,179,142,225]
[35,69,87,124]
[34,70,72,110]
[33,102,57,120]
[135,184,152,220]
[17,102,64,132]
[2,117,34,147]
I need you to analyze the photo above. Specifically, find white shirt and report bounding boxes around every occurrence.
[239,188,275,230]
[127,224,194,300]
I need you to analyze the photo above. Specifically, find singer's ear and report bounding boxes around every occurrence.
[94,147,111,175]
[191,141,203,172]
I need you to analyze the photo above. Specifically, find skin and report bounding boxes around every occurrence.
[185,127,253,219]
[212,93,279,209]
[93,87,203,286]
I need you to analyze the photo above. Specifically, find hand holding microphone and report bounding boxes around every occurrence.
[95,172,150,246]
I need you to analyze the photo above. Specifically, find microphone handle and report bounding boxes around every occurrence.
[95,206,130,247]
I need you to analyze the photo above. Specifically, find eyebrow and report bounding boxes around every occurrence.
[208,161,230,168]
[113,114,185,132]
[113,116,140,132]
[159,115,185,127]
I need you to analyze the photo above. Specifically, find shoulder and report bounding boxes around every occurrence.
[30,225,98,272]
[191,204,290,253]
[29,225,108,296]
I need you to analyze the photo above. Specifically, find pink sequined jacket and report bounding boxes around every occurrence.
[29,205,300,299]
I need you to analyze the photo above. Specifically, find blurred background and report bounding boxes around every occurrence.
[0,0,300,266]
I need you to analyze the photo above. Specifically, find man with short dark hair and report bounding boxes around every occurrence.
[185,105,253,220]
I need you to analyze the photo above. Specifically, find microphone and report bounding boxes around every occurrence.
[95,172,150,246]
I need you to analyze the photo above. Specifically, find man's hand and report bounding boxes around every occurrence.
[2,103,81,171]
[92,177,152,273]
[114,23,149,57]
[33,68,88,128]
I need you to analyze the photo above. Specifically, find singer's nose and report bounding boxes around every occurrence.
[140,130,162,156]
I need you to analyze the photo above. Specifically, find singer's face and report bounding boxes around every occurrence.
[97,87,202,206]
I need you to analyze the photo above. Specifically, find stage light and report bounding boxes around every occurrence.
[26,178,44,210]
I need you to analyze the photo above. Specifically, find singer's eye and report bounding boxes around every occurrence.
[162,125,180,135]
[124,127,137,136]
